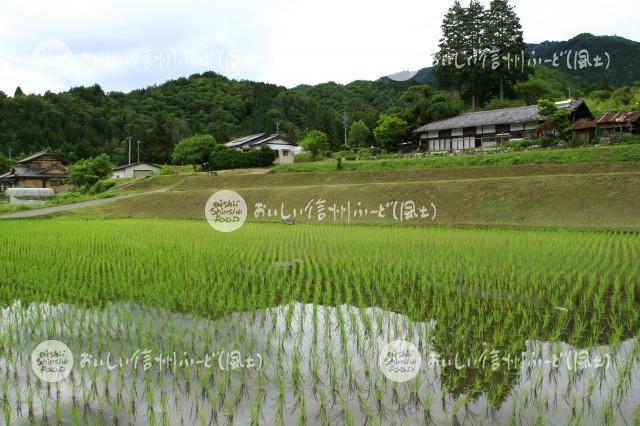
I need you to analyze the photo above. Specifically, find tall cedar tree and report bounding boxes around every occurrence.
[436,0,528,108]
[435,0,492,110]
[434,1,467,95]
[486,0,530,100]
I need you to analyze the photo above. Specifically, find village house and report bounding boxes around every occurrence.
[596,111,640,139]
[0,151,69,193]
[225,133,298,164]
[112,162,161,178]
[413,100,594,152]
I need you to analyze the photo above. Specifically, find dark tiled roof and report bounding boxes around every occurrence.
[415,100,584,133]
[16,150,50,164]
[225,133,267,148]
[225,133,297,149]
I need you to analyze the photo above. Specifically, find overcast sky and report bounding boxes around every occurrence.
[1,0,638,95]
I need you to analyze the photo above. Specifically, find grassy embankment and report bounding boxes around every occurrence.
[273,144,640,173]
[58,160,640,231]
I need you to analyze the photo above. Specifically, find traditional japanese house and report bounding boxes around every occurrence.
[0,151,69,193]
[413,100,593,152]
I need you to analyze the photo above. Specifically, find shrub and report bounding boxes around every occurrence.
[292,153,314,163]
[208,145,277,170]
[332,150,353,159]
[158,165,176,175]
[538,137,561,148]
[609,134,640,145]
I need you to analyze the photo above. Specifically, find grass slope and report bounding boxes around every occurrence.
[64,163,640,231]
[273,145,640,173]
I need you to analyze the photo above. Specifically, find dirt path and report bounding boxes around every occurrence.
[0,189,168,219]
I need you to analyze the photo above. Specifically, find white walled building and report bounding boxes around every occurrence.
[112,162,160,178]
[225,133,298,164]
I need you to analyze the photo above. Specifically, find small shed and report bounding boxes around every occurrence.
[112,162,161,179]
[572,120,597,144]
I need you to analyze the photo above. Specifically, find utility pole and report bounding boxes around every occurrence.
[343,111,348,146]
[567,87,572,100]
[276,120,280,136]
[137,140,142,163]
[127,137,132,165]
[8,147,12,163]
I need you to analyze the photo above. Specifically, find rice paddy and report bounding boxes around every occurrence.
[0,219,639,425]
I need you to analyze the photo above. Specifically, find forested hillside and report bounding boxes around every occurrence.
[0,33,638,166]
[0,73,418,164]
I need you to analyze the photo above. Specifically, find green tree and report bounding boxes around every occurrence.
[434,0,491,109]
[434,1,467,94]
[399,85,464,126]
[299,130,330,161]
[486,0,529,99]
[209,145,243,170]
[348,120,372,147]
[0,153,10,174]
[172,134,217,171]
[67,154,113,187]
[373,115,410,152]
[13,87,24,97]
[538,99,571,140]
[513,79,560,105]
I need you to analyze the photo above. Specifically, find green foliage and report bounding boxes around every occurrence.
[398,85,464,126]
[481,98,526,111]
[434,0,528,107]
[373,115,410,152]
[67,154,113,187]
[347,120,372,147]
[158,165,176,175]
[584,82,640,115]
[537,99,572,140]
[89,179,116,194]
[0,153,10,174]
[273,144,640,173]
[609,134,640,145]
[172,134,217,171]
[512,78,560,105]
[528,33,640,87]
[208,145,277,170]
[299,130,330,161]
[0,73,416,163]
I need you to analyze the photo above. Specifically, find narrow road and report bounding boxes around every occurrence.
[0,189,168,219]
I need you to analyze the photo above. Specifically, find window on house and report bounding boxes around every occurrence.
[282,150,289,156]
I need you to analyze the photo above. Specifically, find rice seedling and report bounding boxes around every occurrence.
[0,219,637,424]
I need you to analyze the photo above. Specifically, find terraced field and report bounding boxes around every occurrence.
[1,219,638,424]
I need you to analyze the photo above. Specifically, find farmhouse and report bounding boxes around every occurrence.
[112,162,161,178]
[225,133,298,164]
[414,100,593,152]
[0,151,69,193]
[596,111,640,139]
